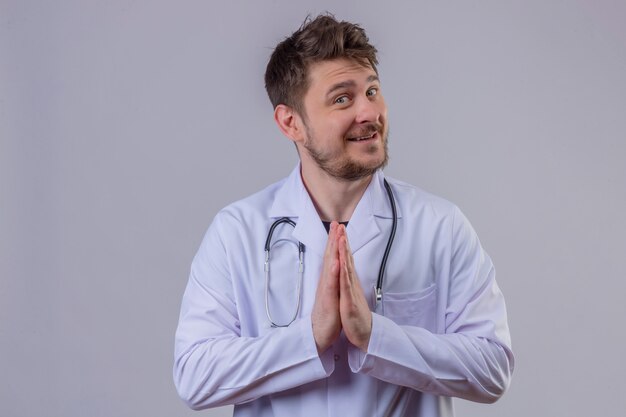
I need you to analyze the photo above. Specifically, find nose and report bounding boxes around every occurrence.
[354,94,384,125]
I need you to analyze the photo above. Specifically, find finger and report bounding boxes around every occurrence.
[340,236,368,300]
[324,223,339,266]
[343,234,363,289]
[342,231,355,269]
[338,236,352,291]
[334,223,344,244]
[331,257,339,276]
[340,234,353,276]
[324,221,336,256]
[332,223,345,257]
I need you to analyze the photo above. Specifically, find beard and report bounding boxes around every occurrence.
[302,123,389,182]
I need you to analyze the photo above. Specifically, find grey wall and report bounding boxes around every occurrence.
[1,1,625,416]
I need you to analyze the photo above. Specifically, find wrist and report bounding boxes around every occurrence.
[312,323,332,354]
[357,314,372,352]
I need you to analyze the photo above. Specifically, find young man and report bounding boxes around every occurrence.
[174,15,514,416]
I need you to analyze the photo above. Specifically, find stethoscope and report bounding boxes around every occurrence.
[264,179,397,327]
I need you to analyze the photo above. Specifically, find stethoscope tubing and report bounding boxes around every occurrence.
[375,179,397,306]
[264,179,397,327]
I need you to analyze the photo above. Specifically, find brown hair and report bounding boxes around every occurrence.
[264,14,378,115]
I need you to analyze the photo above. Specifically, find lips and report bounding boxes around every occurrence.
[346,122,384,143]
[347,132,377,142]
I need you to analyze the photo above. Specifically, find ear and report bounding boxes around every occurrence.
[274,104,305,143]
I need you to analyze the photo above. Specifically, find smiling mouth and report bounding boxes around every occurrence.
[347,132,377,142]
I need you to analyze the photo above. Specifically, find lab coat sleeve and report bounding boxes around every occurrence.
[348,206,514,403]
[173,212,334,410]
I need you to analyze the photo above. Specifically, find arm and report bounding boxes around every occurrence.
[346,207,514,403]
[173,213,334,410]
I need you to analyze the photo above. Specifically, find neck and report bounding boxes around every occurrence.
[300,163,374,222]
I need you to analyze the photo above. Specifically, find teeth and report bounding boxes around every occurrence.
[350,133,374,141]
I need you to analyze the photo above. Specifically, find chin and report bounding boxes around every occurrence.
[334,154,388,181]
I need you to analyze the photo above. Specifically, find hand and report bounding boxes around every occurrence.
[337,226,372,352]
[311,222,342,353]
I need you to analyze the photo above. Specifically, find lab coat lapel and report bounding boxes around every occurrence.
[347,170,403,253]
[345,174,381,254]
[268,167,402,258]
[292,198,328,259]
[269,165,328,259]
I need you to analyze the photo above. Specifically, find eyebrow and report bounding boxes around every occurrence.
[326,75,380,97]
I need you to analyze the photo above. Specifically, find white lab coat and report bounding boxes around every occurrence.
[174,165,514,416]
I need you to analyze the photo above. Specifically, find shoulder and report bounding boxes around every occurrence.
[196,176,287,255]
[198,165,302,254]
[384,175,484,257]
[210,176,287,231]
[385,175,460,220]
[383,175,479,245]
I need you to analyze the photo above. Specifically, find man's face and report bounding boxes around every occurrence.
[297,58,389,181]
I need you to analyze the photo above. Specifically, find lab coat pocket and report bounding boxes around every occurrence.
[382,284,437,329]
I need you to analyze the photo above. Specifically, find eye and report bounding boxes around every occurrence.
[366,87,378,97]
[335,95,349,105]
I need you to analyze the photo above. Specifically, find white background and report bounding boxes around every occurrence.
[1,1,625,416]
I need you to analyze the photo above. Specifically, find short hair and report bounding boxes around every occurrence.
[264,14,379,115]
